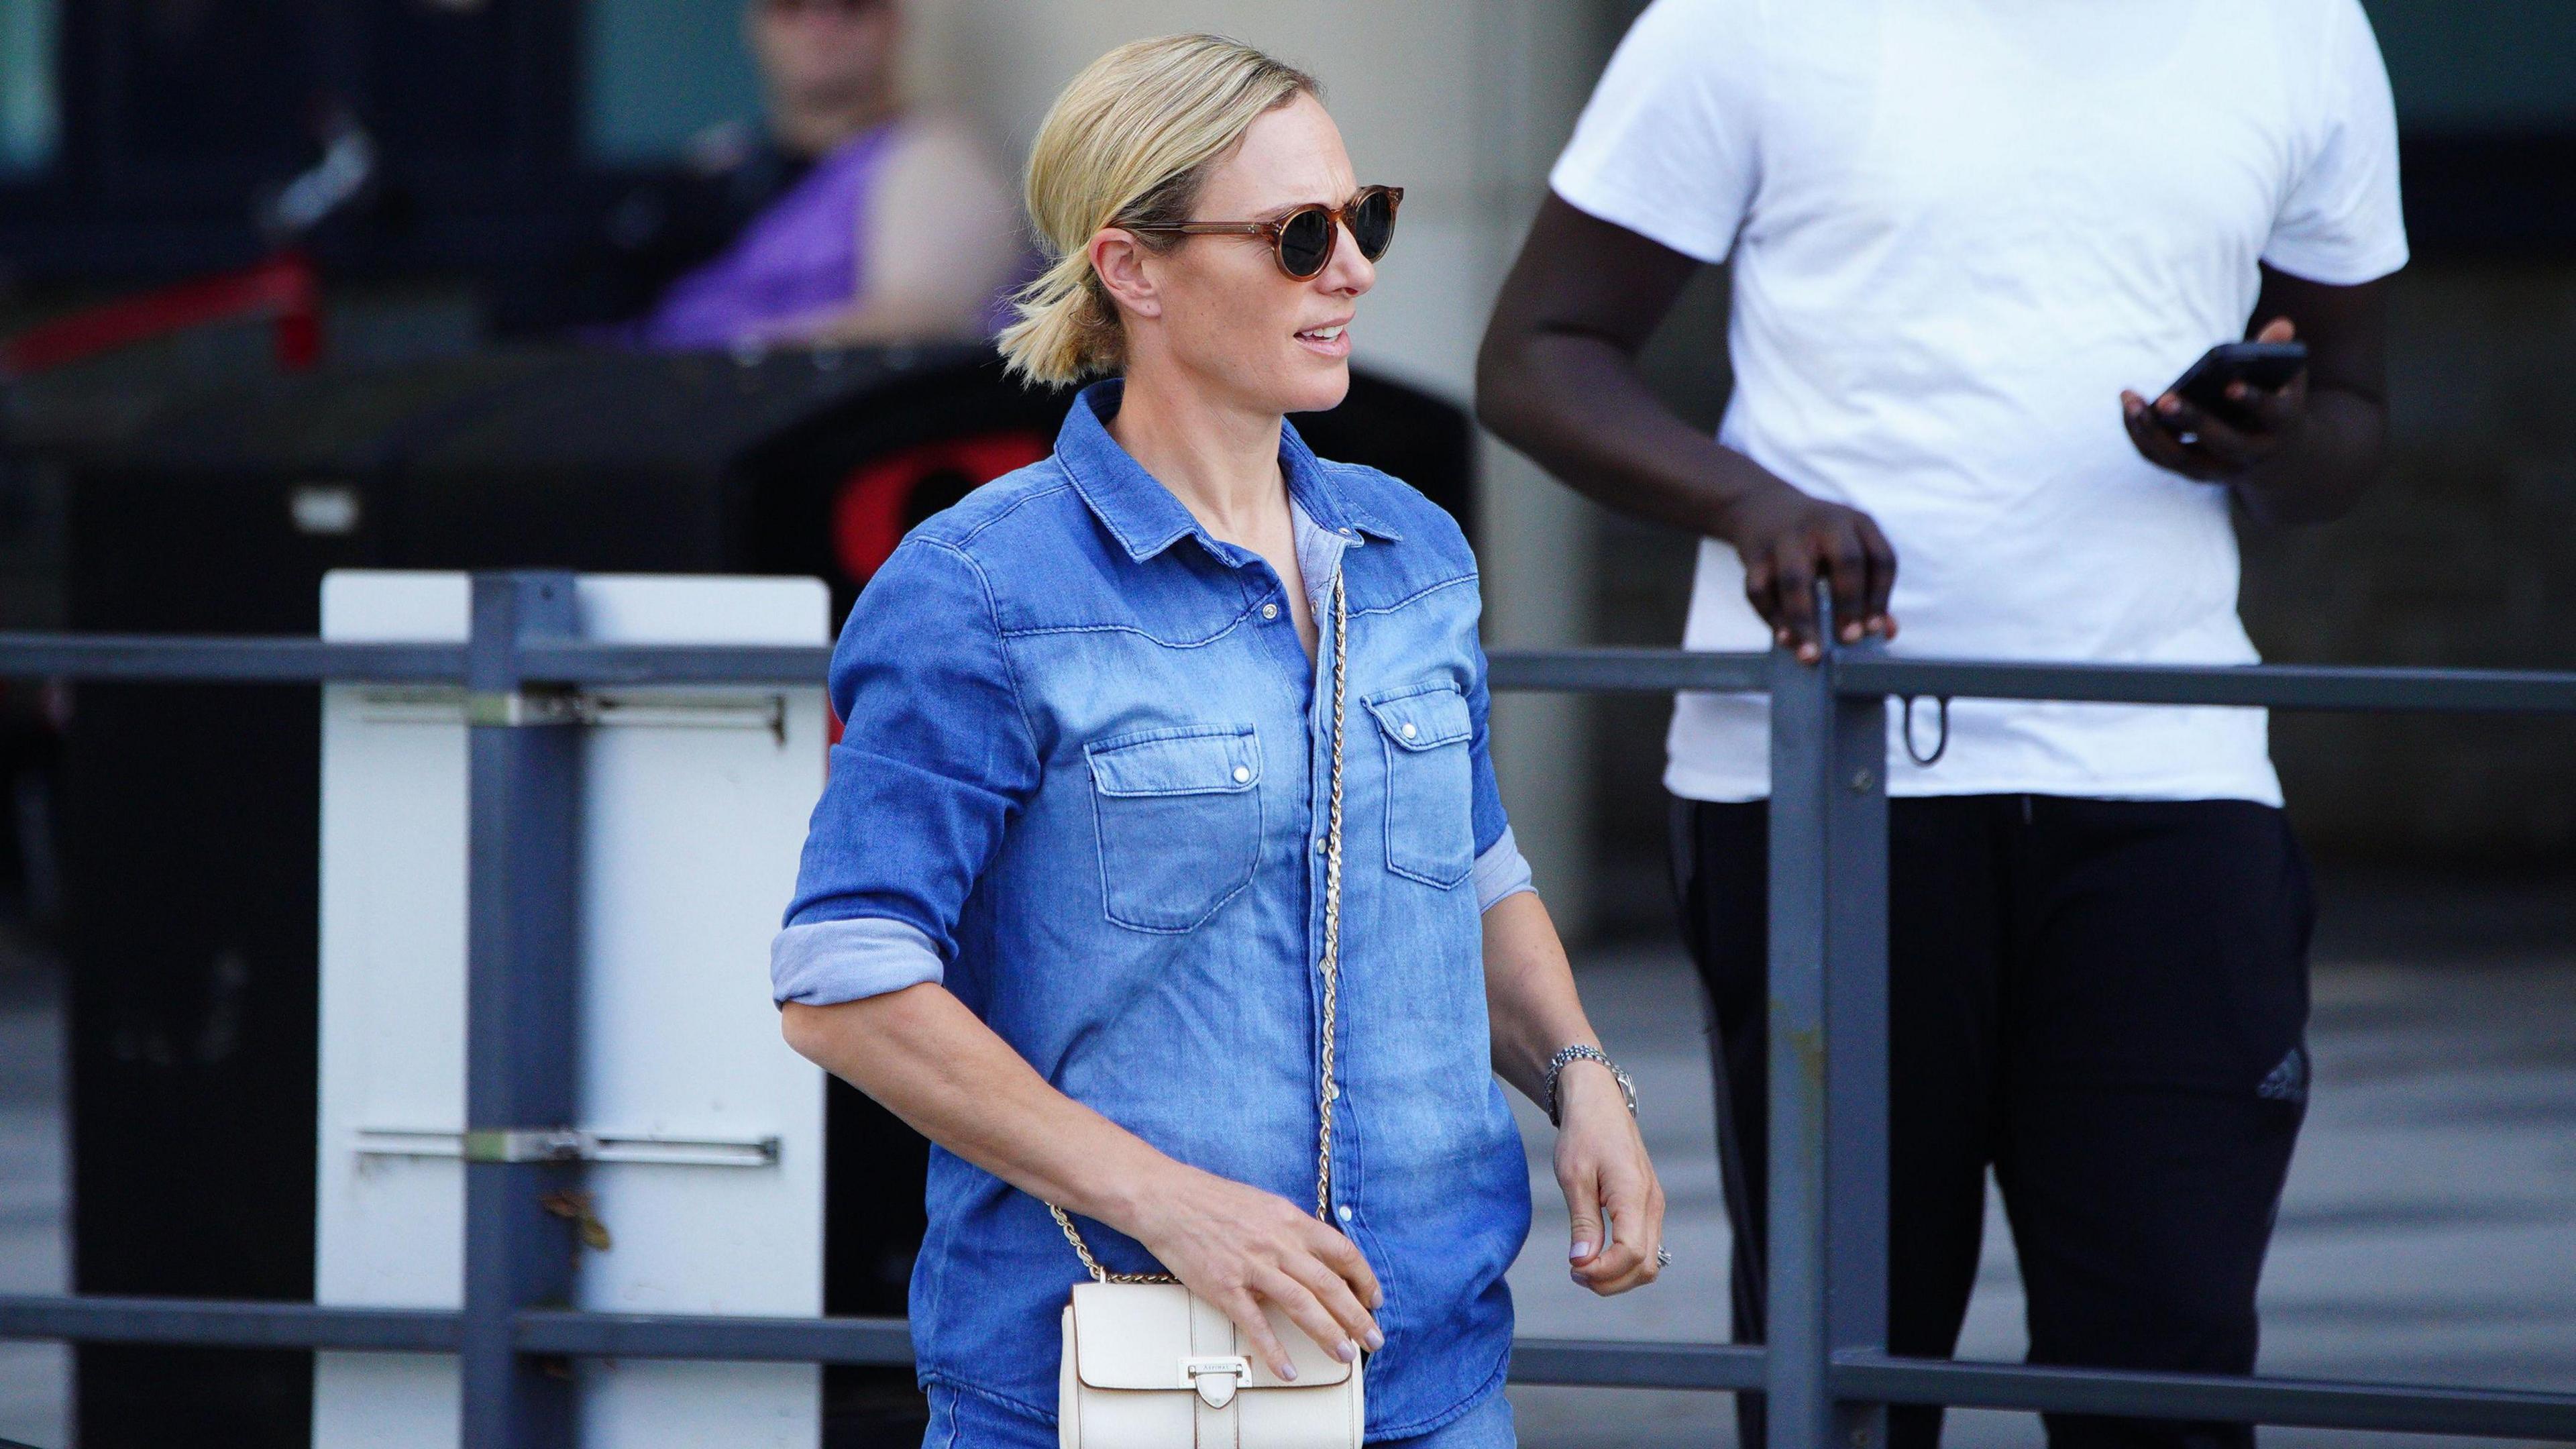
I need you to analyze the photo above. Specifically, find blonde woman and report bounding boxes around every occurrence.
[774,36,1662,1447]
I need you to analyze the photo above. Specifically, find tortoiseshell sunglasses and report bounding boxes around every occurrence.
[1126,185,1404,279]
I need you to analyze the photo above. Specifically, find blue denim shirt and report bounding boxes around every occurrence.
[772,382,1536,1437]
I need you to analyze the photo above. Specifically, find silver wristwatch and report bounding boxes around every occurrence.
[1543,1044,1636,1127]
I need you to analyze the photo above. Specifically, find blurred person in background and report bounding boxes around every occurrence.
[1479,2,2406,1447]
[627,0,1022,350]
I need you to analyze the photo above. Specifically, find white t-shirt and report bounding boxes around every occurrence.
[1550,0,2408,804]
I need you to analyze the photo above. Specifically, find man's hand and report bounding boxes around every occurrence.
[1728,482,1898,663]
[2123,317,2308,484]
[1476,197,1896,649]
[1555,1063,1665,1295]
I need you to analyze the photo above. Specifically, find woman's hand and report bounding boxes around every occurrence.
[1555,1063,1666,1295]
[783,989,1379,1379]
[1128,1163,1385,1380]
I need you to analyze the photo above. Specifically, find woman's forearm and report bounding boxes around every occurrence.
[1481,892,1603,1106]
[781,983,1177,1229]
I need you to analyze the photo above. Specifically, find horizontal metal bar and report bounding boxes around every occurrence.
[1509,1337,1766,1391]
[354,1127,782,1169]
[515,641,833,688]
[0,1293,460,1352]
[1837,1354,2576,1442]
[527,643,1777,694]
[1836,655,2576,715]
[0,635,2569,718]
[0,635,468,684]
[1488,647,1768,694]
[513,1309,912,1366]
[15,1297,2571,1440]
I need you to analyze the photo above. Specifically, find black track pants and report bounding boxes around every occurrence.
[1671,795,2316,1449]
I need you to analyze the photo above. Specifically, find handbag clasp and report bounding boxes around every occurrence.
[1183,1355,1252,1409]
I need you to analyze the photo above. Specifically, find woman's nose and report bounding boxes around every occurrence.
[1320,219,1376,296]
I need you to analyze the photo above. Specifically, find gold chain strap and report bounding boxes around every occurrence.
[1049,568,1350,1283]
[1312,568,1346,1225]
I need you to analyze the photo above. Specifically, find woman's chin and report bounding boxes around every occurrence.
[1277,360,1352,415]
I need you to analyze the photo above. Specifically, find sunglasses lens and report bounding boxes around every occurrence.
[1352,191,1396,261]
[1278,208,1334,277]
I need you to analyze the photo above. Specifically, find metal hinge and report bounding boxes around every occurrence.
[464,688,584,729]
[353,1127,781,1169]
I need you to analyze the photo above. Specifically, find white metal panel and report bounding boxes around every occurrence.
[314,571,830,1449]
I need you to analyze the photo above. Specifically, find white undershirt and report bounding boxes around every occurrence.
[1551,0,2408,803]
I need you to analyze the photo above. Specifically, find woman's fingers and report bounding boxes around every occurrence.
[1562,1159,1605,1277]
[1307,1220,1383,1312]
[1588,1170,1666,1295]
[1147,1175,1392,1376]
[1576,1175,1650,1289]
[1252,1267,1360,1368]
[1218,1287,1302,1381]
[1280,1247,1383,1354]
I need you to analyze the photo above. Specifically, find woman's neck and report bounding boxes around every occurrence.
[1105,368,1289,543]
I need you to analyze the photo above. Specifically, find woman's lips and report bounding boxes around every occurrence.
[1295,323,1351,358]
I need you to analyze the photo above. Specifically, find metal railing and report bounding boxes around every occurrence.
[1,570,2574,1446]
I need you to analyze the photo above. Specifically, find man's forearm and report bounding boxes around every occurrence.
[2234,386,2385,527]
[1478,329,1796,543]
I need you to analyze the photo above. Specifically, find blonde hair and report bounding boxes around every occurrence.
[998,35,1318,387]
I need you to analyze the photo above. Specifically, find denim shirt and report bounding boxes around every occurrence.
[772,381,1536,1437]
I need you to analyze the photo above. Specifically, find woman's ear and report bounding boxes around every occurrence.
[1089,229,1163,323]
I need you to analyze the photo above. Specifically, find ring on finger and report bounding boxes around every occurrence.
[2177,431,2200,447]
[1654,1246,1672,1267]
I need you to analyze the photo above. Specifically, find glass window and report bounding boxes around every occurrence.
[584,0,764,164]
[0,0,58,175]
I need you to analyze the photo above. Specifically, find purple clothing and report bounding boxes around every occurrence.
[635,121,902,352]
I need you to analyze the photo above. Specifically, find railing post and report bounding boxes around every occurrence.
[1767,595,1891,1449]
[460,572,585,1448]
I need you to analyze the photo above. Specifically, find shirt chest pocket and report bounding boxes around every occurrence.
[1364,682,1475,889]
[1084,725,1264,933]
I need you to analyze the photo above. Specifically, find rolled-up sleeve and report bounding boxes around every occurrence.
[1463,604,1534,912]
[774,537,1040,1006]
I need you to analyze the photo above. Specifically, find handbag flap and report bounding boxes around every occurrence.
[1069,1282,1353,1391]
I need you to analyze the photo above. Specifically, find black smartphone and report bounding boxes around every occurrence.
[2161,341,2308,431]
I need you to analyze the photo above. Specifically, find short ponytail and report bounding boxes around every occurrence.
[999,35,1318,388]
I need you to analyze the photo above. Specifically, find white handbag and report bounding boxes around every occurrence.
[1051,571,1366,1449]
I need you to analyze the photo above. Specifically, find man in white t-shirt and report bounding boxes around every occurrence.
[1478,3,2405,1446]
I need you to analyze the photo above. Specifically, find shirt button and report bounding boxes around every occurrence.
[1232,765,1251,784]
[1261,602,1279,621]
[1399,721,1417,740]
[1325,1080,1340,1101]
[1314,835,1328,854]
[1336,1204,1354,1222]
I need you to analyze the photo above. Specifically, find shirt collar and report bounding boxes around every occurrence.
[1055,379,1403,564]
